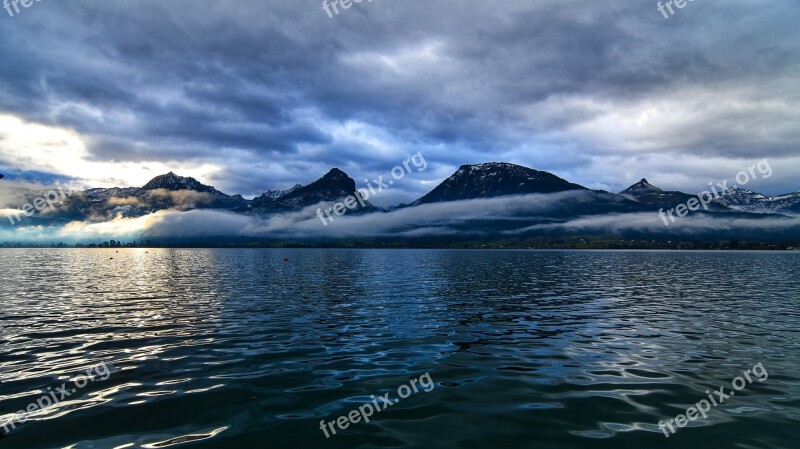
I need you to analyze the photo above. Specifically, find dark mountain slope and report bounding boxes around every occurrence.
[412,162,586,206]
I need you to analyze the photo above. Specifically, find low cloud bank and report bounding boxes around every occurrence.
[1,191,799,243]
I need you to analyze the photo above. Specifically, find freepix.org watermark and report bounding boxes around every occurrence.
[658,159,772,226]
[3,0,46,18]
[6,180,78,226]
[322,0,373,19]
[316,152,427,226]
[657,362,768,438]
[0,361,114,434]
[319,372,435,438]
[656,0,697,20]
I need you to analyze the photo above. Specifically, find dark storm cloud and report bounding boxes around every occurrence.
[0,0,798,198]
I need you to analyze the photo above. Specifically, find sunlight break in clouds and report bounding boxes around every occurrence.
[0,114,220,188]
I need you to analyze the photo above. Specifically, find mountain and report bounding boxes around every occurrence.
[141,172,217,193]
[621,178,662,196]
[142,172,248,209]
[714,187,800,214]
[138,169,376,214]
[83,187,146,200]
[620,179,729,212]
[250,184,302,209]
[1,168,378,226]
[64,173,247,220]
[412,162,586,206]
[83,172,248,212]
[769,193,800,213]
[3,164,797,241]
[266,168,374,212]
[263,185,303,201]
[714,188,767,210]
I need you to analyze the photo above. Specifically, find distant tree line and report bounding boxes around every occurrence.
[0,238,798,250]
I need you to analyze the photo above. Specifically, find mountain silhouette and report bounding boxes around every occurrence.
[412,162,585,206]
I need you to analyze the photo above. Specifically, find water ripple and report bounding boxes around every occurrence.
[0,249,798,448]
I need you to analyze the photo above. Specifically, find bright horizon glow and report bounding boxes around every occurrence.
[0,114,221,189]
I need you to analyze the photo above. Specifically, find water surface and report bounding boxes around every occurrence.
[1,249,799,448]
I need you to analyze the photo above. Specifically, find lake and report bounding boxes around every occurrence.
[0,249,798,448]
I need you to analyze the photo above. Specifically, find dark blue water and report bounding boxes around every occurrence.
[1,249,799,448]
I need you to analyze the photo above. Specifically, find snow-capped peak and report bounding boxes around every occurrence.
[621,178,663,195]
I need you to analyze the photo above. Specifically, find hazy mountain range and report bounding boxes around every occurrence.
[1,163,799,245]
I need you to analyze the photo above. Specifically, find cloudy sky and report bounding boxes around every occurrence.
[1,0,798,206]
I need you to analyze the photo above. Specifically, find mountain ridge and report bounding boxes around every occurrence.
[412,162,587,206]
[621,178,662,196]
[715,187,800,214]
[620,178,731,212]
[3,164,798,229]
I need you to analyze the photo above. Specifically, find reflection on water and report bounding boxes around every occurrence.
[0,249,799,448]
